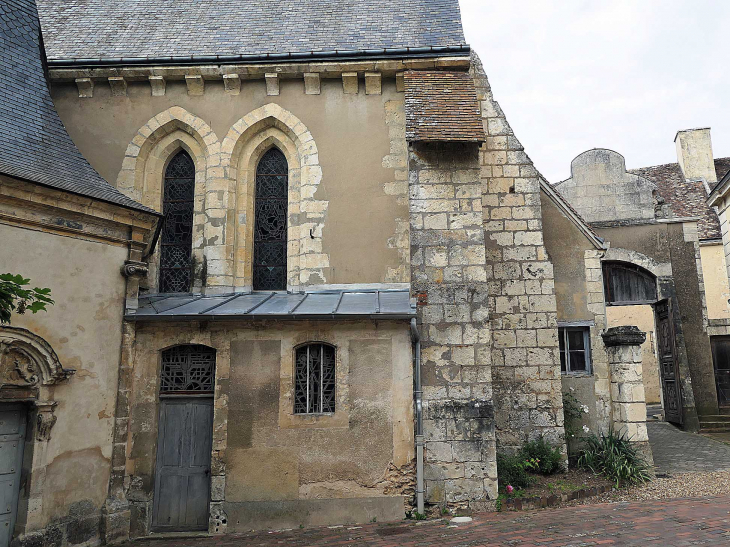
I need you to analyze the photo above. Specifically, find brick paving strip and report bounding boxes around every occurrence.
[129,496,730,546]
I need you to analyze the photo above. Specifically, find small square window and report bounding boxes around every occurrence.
[559,327,591,374]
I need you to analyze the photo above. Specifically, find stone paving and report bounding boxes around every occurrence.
[647,421,730,474]
[129,496,730,546]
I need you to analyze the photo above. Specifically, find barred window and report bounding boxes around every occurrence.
[160,345,216,394]
[294,343,335,414]
[160,150,195,293]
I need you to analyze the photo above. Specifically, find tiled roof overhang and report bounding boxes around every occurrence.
[404,70,485,143]
[128,290,416,321]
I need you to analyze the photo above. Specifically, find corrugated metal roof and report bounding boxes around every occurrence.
[37,0,466,62]
[129,289,415,321]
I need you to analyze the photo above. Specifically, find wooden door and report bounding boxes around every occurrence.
[710,336,730,407]
[654,299,683,425]
[152,398,213,531]
[0,405,25,547]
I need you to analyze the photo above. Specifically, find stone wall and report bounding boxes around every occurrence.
[555,149,658,224]
[471,54,566,453]
[408,141,497,508]
[125,320,413,534]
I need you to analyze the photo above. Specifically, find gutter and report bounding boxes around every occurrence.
[46,45,471,69]
[410,318,425,515]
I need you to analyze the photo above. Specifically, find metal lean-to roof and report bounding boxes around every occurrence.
[129,289,415,321]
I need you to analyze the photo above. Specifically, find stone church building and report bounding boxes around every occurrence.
[0,0,683,545]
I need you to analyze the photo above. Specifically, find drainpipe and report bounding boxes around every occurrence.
[410,318,425,515]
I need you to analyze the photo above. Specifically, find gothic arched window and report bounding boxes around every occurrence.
[160,150,195,293]
[253,148,288,291]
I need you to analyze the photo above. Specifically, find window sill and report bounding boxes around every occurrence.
[561,372,593,378]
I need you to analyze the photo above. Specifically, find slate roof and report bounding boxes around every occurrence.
[129,289,416,321]
[404,70,485,143]
[36,0,467,63]
[0,0,155,214]
[628,158,730,240]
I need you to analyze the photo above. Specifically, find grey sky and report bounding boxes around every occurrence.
[459,0,730,182]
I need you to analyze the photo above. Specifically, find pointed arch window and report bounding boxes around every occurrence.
[253,148,288,291]
[160,150,195,293]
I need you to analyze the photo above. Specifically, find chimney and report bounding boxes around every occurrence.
[675,127,717,183]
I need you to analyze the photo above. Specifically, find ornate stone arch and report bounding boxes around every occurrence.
[222,103,328,291]
[0,326,74,389]
[116,107,229,291]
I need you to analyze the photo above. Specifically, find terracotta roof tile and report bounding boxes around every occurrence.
[628,158,730,240]
[404,70,485,143]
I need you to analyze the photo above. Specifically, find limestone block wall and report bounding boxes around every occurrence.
[408,141,497,507]
[470,54,566,453]
[555,149,658,224]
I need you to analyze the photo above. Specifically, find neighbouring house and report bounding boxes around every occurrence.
[555,128,730,434]
[0,1,665,545]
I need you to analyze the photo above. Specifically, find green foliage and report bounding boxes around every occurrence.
[0,273,54,325]
[404,510,427,521]
[578,429,652,487]
[562,391,584,441]
[496,453,535,492]
[519,437,563,475]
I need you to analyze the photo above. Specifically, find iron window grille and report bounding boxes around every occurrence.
[253,148,288,291]
[294,343,336,414]
[160,150,195,293]
[160,345,216,395]
[559,327,592,374]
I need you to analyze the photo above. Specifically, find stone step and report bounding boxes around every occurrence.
[699,421,730,432]
[699,415,730,422]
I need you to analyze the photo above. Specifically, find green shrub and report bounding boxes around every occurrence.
[578,429,652,487]
[496,453,534,491]
[519,436,563,475]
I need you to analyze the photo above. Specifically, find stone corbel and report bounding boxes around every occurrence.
[35,401,58,442]
[121,260,149,278]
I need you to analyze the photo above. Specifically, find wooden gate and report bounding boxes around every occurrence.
[152,398,213,531]
[654,299,683,425]
[0,405,26,547]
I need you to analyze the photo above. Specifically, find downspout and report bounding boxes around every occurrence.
[410,318,425,515]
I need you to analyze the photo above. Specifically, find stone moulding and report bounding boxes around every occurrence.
[0,326,75,387]
[601,326,647,347]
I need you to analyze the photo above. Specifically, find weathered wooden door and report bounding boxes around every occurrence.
[710,336,730,407]
[152,398,213,531]
[654,299,683,425]
[0,405,26,547]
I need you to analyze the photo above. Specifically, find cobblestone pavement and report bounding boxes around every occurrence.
[647,421,730,474]
[129,496,730,547]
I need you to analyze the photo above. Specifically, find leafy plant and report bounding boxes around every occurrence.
[496,453,535,492]
[0,273,53,324]
[578,429,652,487]
[519,437,563,475]
[563,390,586,454]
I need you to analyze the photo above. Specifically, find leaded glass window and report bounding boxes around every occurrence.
[253,148,288,291]
[160,345,216,394]
[160,150,195,293]
[294,343,336,414]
